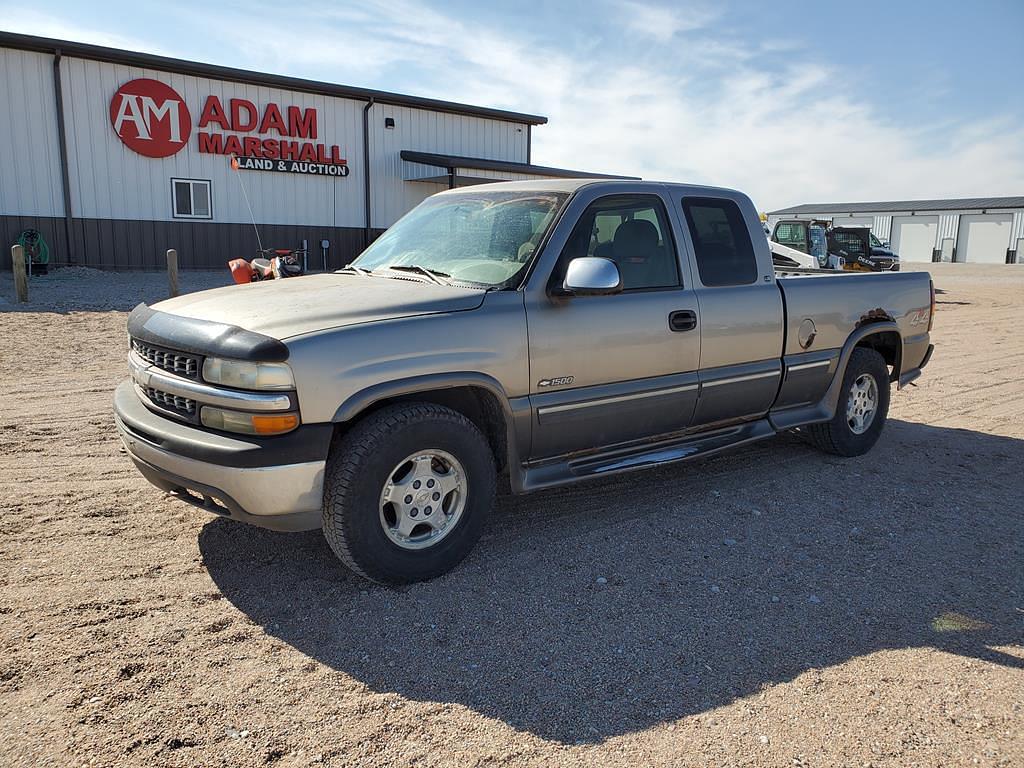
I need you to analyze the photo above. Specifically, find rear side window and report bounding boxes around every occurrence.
[682,197,758,286]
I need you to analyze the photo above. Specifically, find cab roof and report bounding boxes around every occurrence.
[439,178,747,198]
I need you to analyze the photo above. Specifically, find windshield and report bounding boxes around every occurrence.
[869,232,883,248]
[351,190,568,287]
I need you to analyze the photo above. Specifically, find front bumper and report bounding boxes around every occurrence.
[114,380,330,531]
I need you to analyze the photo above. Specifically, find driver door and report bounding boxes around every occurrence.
[524,192,701,459]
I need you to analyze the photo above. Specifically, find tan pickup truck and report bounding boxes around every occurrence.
[115,180,934,583]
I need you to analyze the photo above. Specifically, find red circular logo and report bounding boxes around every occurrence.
[110,78,191,158]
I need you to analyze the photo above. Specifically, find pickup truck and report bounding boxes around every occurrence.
[115,180,934,584]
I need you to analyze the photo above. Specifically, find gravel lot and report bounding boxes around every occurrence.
[1,264,1022,767]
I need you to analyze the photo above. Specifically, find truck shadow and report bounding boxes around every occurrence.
[199,419,1024,744]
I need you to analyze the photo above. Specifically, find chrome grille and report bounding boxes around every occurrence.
[144,386,197,417]
[131,339,200,379]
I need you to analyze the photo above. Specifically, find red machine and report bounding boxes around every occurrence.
[228,248,306,284]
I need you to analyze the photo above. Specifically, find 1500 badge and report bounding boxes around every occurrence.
[538,376,574,387]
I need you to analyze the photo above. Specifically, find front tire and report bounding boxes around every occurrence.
[805,347,890,456]
[322,403,496,584]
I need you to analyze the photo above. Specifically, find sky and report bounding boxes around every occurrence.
[3,0,1023,211]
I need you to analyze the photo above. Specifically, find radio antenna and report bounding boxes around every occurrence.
[230,155,264,252]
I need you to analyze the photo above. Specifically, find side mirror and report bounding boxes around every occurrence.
[561,257,622,296]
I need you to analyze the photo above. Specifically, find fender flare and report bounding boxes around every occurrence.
[331,371,529,485]
[332,371,511,422]
[821,321,901,417]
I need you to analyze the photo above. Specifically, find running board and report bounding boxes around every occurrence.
[519,419,777,492]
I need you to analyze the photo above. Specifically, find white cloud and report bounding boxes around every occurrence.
[619,0,719,42]
[0,9,172,56]
[331,1,1021,211]
[281,1,1020,210]
[5,1,1022,210]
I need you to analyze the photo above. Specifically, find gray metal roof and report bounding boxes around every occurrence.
[0,31,548,126]
[400,150,638,180]
[769,196,1024,215]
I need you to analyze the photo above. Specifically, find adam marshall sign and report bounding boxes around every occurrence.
[231,156,350,177]
[109,78,349,176]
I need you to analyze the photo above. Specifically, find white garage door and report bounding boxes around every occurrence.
[957,214,1012,264]
[890,216,938,262]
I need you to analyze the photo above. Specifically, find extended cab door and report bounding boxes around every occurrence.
[673,193,785,427]
[523,187,701,459]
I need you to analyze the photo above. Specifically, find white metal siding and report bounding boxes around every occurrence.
[369,104,529,227]
[0,49,64,217]
[937,214,960,244]
[1010,212,1024,244]
[60,57,365,227]
[872,216,892,242]
[957,214,1013,264]
[890,216,938,262]
[933,214,960,261]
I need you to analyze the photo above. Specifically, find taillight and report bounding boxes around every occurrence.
[928,279,935,332]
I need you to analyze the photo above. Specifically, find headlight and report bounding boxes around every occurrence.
[200,406,299,435]
[202,358,294,390]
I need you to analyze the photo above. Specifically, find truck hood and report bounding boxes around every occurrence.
[152,272,487,339]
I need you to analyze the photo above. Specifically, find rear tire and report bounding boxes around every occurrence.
[322,403,496,585]
[805,347,890,456]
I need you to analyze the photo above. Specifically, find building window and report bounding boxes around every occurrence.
[171,179,212,219]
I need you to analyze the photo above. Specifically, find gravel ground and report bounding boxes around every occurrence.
[1,264,1022,767]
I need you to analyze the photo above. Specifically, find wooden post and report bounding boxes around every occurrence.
[166,249,179,297]
[12,244,28,303]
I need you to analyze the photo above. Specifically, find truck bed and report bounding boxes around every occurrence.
[776,269,932,363]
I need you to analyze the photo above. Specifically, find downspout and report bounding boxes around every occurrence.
[526,124,532,165]
[52,49,75,265]
[447,166,456,190]
[361,97,375,251]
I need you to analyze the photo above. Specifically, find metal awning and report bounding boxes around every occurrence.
[401,150,638,187]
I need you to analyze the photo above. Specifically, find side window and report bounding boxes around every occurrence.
[682,197,758,286]
[559,195,680,290]
[171,178,212,219]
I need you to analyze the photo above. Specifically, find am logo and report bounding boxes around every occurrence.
[110,78,192,158]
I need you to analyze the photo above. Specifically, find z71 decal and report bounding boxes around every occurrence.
[538,376,575,388]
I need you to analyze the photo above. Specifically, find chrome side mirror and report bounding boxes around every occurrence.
[562,257,622,296]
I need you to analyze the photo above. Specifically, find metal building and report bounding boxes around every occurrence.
[0,32,628,270]
[768,197,1024,264]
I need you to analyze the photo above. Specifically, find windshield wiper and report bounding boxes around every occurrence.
[380,264,451,285]
[338,264,373,277]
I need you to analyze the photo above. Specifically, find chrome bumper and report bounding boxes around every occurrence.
[114,381,326,531]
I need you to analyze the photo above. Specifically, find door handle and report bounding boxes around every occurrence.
[669,310,697,332]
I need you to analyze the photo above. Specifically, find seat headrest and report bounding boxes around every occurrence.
[613,219,659,261]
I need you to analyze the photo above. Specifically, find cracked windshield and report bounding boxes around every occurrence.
[351,191,567,286]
